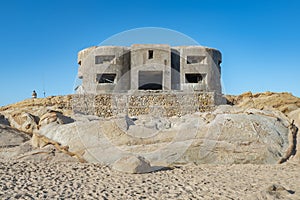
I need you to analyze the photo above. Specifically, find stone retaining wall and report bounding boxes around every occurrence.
[72,91,220,118]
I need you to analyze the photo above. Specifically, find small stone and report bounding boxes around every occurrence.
[112,155,152,174]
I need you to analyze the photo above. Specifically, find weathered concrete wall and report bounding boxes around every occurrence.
[77,46,97,79]
[206,48,222,93]
[72,92,218,118]
[172,46,222,93]
[79,46,130,93]
[130,44,171,90]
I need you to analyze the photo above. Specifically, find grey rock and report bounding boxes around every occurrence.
[0,125,32,159]
[37,107,291,165]
[0,125,30,148]
[0,114,10,126]
[8,112,39,134]
[0,123,77,162]
[112,155,152,174]
[39,110,74,127]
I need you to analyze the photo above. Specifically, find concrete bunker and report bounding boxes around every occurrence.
[138,71,163,90]
[77,44,222,94]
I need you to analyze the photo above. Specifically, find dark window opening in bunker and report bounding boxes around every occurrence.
[148,50,154,59]
[185,73,203,83]
[96,74,116,83]
[95,55,115,64]
[138,71,162,90]
[187,56,206,64]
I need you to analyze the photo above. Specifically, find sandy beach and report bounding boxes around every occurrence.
[1,93,300,199]
[1,160,299,199]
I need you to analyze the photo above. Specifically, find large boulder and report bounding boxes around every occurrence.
[226,92,300,115]
[38,110,74,128]
[186,106,291,165]
[0,122,78,163]
[7,112,39,134]
[0,124,32,160]
[0,124,30,148]
[1,109,74,135]
[38,106,292,165]
[0,95,73,134]
[112,155,152,174]
[0,95,73,116]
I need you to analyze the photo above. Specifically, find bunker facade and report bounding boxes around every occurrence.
[76,44,222,94]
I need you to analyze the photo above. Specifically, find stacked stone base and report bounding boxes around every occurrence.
[72,91,223,118]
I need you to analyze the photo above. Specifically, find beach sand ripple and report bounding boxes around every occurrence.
[0,160,299,199]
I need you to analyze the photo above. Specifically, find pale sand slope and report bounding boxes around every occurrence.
[0,161,299,199]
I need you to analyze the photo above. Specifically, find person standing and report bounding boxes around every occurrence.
[32,90,37,98]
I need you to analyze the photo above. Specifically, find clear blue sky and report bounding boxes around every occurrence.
[0,0,299,106]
